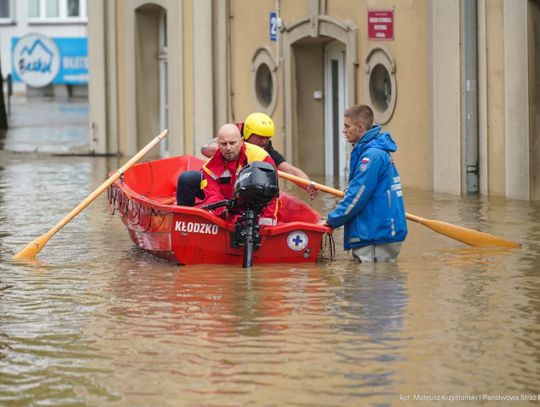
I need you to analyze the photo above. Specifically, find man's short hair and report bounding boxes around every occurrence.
[344,105,374,129]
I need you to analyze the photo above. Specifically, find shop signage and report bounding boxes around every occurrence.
[368,10,394,40]
[12,34,88,87]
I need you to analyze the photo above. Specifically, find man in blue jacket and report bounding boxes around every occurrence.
[322,104,407,262]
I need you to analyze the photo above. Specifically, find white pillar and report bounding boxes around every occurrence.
[431,0,462,194]
[193,0,214,155]
[504,0,530,199]
[87,0,108,154]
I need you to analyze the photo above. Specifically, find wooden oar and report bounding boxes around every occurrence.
[12,130,169,261]
[278,170,521,249]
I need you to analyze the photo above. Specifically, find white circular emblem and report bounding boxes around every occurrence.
[287,231,308,251]
[13,33,60,87]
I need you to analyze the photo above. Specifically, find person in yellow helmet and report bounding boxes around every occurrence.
[201,113,318,198]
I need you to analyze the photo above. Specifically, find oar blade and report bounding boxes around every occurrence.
[279,170,521,249]
[12,234,50,261]
[10,129,169,261]
[418,218,521,248]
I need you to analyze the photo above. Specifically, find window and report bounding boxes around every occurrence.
[370,64,391,112]
[0,0,14,23]
[251,47,278,115]
[28,0,86,21]
[364,46,397,124]
[255,63,272,107]
[67,0,79,17]
[0,0,10,17]
[46,0,59,18]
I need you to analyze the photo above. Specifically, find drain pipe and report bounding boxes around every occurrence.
[463,0,479,193]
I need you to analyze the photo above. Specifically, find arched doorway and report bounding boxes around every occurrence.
[282,16,356,178]
[134,4,167,156]
[324,40,347,176]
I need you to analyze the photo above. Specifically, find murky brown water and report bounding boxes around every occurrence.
[1,151,539,406]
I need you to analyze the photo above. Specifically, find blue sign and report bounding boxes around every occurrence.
[270,12,278,41]
[12,35,88,87]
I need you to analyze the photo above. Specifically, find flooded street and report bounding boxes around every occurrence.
[0,97,539,405]
[0,150,538,406]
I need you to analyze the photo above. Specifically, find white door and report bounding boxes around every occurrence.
[324,42,348,177]
[159,11,169,157]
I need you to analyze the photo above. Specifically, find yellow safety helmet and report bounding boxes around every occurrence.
[243,112,274,140]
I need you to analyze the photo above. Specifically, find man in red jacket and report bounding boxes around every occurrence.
[201,113,317,199]
[178,123,279,225]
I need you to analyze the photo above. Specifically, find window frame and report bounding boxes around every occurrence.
[364,46,397,124]
[0,0,15,25]
[251,46,278,116]
[27,0,87,24]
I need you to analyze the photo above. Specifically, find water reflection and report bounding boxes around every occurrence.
[108,263,329,338]
[0,152,539,406]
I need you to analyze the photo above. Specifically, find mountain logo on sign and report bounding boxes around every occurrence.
[19,39,54,74]
[12,33,61,87]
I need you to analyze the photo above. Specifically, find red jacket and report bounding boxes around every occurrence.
[200,142,278,223]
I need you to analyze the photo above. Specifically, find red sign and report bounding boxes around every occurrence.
[368,10,394,40]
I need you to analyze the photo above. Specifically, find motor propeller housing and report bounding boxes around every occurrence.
[233,161,279,209]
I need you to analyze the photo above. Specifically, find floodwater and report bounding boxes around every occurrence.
[0,150,538,406]
[0,92,539,406]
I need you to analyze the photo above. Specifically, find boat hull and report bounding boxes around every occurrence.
[108,155,331,265]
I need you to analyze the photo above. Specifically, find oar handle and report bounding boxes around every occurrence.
[405,213,423,223]
[277,171,345,197]
[50,130,169,236]
[277,170,520,249]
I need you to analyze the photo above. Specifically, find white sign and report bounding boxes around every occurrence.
[12,33,61,87]
[270,12,278,41]
[175,221,219,235]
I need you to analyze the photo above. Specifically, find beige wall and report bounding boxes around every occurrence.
[530,1,540,200]
[229,1,275,122]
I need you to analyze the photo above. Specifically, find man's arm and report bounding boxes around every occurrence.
[326,152,383,228]
[200,138,218,158]
[277,161,309,179]
[200,173,228,216]
[277,162,319,199]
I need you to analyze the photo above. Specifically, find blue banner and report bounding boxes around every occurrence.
[12,35,88,86]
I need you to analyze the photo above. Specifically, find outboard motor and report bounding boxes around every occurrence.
[233,161,279,210]
[201,161,279,268]
[232,161,279,268]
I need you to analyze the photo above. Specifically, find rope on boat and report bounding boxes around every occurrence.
[107,186,116,215]
[321,232,336,261]
[108,185,168,233]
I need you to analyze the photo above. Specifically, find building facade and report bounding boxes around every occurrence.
[0,0,88,95]
[88,0,539,200]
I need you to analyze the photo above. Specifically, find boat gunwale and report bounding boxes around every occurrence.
[112,179,331,235]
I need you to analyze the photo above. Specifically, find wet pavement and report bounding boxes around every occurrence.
[0,95,90,154]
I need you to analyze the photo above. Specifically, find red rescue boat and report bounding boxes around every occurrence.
[107,155,332,265]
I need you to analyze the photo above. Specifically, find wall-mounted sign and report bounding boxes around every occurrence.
[368,10,394,40]
[12,33,60,87]
[270,12,278,41]
[12,34,88,87]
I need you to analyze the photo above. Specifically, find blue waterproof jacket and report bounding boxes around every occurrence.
[327,125,407,250]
